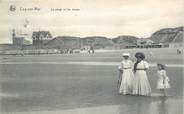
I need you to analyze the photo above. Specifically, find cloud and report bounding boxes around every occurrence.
[0,0,183,43]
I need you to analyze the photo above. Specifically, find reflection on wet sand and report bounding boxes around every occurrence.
[118,95,182,114]
[118,96,152,114]
[157,97,169,114]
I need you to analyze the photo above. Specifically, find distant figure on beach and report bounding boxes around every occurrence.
[149,51,153,58]
[90,46,94,54]
[118,53,134,95]
[88,46,95,54]
[177,49,182,55]
[156,63,170,96]
[132,52,151,96]
[88,49,91,53]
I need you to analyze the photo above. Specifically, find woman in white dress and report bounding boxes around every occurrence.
[132,52,151,96]
[118,53,134,95]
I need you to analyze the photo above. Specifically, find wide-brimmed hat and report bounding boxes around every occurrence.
[135,52,145,59]
[122,53,130,57]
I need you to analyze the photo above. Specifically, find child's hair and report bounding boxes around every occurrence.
[157,63,166,70]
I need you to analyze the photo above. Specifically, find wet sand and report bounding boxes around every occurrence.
[0,48,183,114]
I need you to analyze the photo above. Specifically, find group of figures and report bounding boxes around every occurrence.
[118,52,170,96]
[88,46,95,54]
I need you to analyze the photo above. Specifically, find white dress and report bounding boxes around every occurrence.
[157,70,170,89]
[132,60,151,95]
[118,59,134,94]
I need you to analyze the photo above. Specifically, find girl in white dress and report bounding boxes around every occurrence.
[118,53,134,95]
[157,64,170,96]
[132,52,151,96]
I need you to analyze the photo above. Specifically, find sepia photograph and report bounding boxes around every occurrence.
[0,0,183,114]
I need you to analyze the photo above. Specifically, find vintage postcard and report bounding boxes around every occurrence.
[0,0,183,114]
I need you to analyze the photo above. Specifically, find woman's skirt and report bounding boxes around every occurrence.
[132,71,151,96]
[119,69,134,94]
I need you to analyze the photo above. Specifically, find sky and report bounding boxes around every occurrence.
[0,0,183,43]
